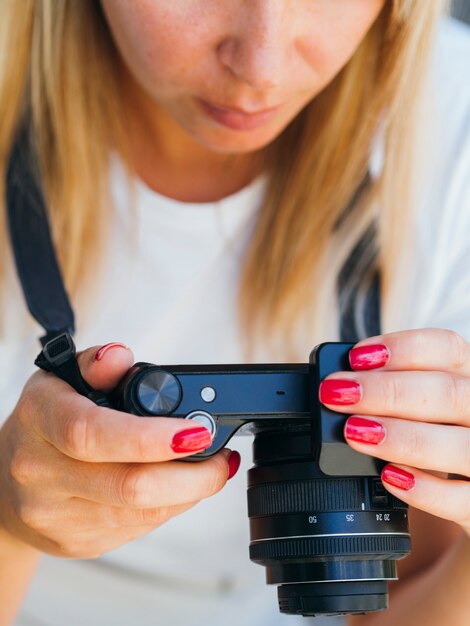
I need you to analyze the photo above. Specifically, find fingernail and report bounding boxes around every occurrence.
[171,427,212,453]
[319,379,361,405]
[227,451,241,480]
[349,344,390,370]
[94,342,129,361]
[345,417,385,445]
[382,465,415,491]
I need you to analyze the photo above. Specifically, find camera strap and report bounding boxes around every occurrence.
[4,125,381,403]
[5,123,111,406]
[6,124,75,346]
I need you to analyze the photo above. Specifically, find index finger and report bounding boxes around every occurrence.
[30,374,213,463]
[349,328,470,376]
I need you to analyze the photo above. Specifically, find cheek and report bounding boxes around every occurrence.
[100,0,214,96]
[300,0,385,85]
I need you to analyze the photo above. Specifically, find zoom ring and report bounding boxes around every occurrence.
[248,479,364,516]
[250,535,411,562]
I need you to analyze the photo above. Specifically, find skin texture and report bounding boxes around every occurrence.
[0,0,386,588]
[2,3,470,625]
[324,328,470,538]
[339,328,470,625]
[0,345,233,559]
[100,0,385,200]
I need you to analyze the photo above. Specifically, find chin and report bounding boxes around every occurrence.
[190,124,287,154]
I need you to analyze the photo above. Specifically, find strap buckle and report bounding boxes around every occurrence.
[41,332,76,368]
[35,332,112,407]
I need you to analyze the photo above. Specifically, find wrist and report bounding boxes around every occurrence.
[0,523,40,559]
[0,524,41,626]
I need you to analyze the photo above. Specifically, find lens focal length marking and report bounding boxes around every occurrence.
[250,510,409,542]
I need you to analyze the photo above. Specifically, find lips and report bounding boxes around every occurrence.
[197,98,281,131]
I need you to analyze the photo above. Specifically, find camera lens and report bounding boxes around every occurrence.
[247,424,410,617]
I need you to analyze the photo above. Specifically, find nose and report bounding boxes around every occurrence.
[217,1,296,91]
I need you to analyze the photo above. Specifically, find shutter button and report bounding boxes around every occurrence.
[185,410,216,436]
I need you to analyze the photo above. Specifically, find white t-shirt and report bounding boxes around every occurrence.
[2,16,470,626]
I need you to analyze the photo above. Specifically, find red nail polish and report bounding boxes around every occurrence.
[171,427,212,453]
[345,417,385,445]
[382,465,415,491]
[319,379,361,405]
[227,451,241,480]
[349,344,390,370]
[94,342,129,361]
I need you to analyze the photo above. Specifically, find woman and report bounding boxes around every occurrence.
[0,1,469,625]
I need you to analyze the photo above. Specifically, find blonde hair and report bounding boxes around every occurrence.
[0,1,447,356]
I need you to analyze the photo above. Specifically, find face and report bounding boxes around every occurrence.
[100,0,385,155]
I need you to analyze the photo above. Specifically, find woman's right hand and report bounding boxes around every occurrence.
[0,343,238,558]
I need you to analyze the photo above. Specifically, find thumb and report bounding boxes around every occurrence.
[76,342,134,393]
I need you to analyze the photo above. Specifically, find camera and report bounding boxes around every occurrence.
[110,342,410,617]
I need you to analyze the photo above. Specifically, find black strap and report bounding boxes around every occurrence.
[338,221,381,341]
[5,123,75,346]
[5,125,110,406]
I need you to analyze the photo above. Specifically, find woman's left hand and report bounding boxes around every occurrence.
[318,328,470,537]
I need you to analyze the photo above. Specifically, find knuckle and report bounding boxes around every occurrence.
[446,330,469,370]
[15,388,36,425]
[380,375,402,411]
[118,465,153,508]
[397,426,422,461]
[63,414,92,460]
[401,330,429,369]
[444,375,470,419]
[17,373,57,426]
[10,448,38,486]
[19,503,50,533]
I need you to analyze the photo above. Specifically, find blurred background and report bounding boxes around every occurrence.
[453,0,470,24]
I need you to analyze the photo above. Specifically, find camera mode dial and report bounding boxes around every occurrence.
[136,369,182,415]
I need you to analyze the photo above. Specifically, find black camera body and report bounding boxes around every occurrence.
[113,342,381,474]
[111,342,410,618]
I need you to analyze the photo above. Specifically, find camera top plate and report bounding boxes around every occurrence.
[113,343,383,476]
